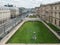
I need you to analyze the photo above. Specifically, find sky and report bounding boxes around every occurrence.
[0,0,60,8]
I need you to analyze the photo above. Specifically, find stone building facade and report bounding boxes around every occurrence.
[0,6,20,24]
[0,7,11,23]
[37,2,60,28]
[7,7,19,18]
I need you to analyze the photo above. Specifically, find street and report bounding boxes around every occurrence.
[0,12,31,40]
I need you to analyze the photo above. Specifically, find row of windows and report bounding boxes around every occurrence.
[50,12,60,15]
[50,18,60,27]
[51,6,60,10]
[41,15,60,26]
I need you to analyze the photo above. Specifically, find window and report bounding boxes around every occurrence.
[51,12,53,14]
[59,6,60,9]
[51,7,53,9]
[59,21,60,26]
[55,12,57,14]
[59,12,60,18]
[55,7,57,9]
[55,19,56,24]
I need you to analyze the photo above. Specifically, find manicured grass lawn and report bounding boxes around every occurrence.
[7,21,60,43]
[29,15,37,18]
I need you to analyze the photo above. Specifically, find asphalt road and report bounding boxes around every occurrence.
[0,12,31,39]
[0,17,21,37]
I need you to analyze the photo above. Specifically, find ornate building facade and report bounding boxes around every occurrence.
[37,2,60,28]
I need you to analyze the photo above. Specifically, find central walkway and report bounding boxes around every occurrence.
[24,18,41,21]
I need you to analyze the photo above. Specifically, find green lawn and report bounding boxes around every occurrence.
[29,15,37,18]
[7,21,60,43]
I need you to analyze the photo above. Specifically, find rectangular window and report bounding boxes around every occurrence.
[59,12,60,18]
[55,7,57,10]
[55,19,56,25]
[51,7,53,9]
[55,12,57,14]
[51,17,53,23]
[59,6,60,9]
[59,21,60,26]
[51,12,53,14]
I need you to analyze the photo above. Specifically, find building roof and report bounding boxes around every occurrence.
[40,1,60,7]
[0,6,19,11]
